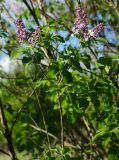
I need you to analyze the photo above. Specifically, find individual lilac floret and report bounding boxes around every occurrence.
[15,19,30,43]
[72,7,87,34]
[28,27,41,45]
[88,23,104,39]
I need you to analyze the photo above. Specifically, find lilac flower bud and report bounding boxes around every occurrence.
[28,27,41,45]
[72,7,87,34]
[15,19,30,43]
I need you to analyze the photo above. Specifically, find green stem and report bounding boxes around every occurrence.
[57,91,64,149]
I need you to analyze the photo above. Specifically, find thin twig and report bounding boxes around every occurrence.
[57,73,64,149]
[57,91,64,149]
[37,0,47,25]
[0,149,11,157]
[28,46,53,154]
[30,78,52,155]
[29,124,80,149]
[10,87,36,135]
[29,124,58,141]
[88,45,98,59]
[0,82,24,104]
[0,76,32,80]
[22,0,39,25]
[116,64,119,88]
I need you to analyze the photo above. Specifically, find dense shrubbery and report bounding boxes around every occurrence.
[0,0,119,159]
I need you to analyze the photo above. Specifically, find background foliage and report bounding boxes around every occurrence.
[0,0,119,159]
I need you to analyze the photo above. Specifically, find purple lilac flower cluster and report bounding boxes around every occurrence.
[15,19,40,44]
[28,27,41,44]
[15,19,30,43]
[72,7,104,41]
[88,23,104,39]
[72,7,87,34]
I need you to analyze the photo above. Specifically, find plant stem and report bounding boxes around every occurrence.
[57,91,64,149]
[0,99,18,160]
[57,73,64,149]
[30,79,52,155]
[22,0,39,25]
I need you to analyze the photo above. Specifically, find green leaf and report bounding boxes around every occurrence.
[11,47,29,59]
[92,127,107,141]
[22,56,32,64]
[109,126,119,134]
[102,137,110,148]
[36,79,50,88]
[63,70,73,83]
[98,37,108,43]
[110,54,119,60]
[52,35,65,43]
[0,29,8,37]
[108,154,119,160]
[97,57,112,66]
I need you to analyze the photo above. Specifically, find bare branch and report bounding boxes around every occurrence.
[22,0,39,25]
